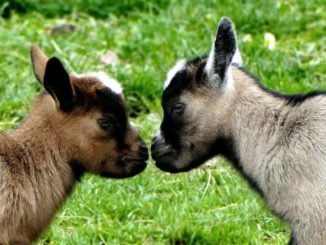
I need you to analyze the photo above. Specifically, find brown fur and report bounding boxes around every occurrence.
[0,46,148,244]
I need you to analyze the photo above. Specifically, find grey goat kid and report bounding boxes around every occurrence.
[151,17,326,245]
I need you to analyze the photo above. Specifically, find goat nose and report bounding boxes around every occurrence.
[152,133,164,147]
[151,136,157,148]
[140,146,149,160]
[151,135,161,153]
[138,139,148,158]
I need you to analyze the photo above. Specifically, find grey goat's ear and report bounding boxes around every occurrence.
[205,17,237,84]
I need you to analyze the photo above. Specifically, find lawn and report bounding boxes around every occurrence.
[0,0,325,244]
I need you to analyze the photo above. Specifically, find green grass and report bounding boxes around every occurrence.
[1,0,170,18]
[0,0,325,243]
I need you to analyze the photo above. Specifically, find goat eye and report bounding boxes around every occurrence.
[171,103,185,115]
[98,118,114,132]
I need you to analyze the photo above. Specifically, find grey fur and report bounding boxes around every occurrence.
[152,17,326,244]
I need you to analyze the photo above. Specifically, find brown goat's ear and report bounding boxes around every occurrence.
[43,57,76,111]
[205,17,237,84]
[31,45,49,84]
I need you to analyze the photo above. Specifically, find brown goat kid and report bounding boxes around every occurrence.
[0,46,148,244]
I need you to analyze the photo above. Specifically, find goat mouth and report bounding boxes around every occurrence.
[151,149,182,173]
[155,158,201,174]
[101,160,147,179]
[156,162,181,173]
[119,156,148,163]
[152,149,175,160]
[154,151,206,174]
[151,143,175,160]
[118,155,148,171]
[126,161,147,176]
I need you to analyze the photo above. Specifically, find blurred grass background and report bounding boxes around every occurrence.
[0,0,325,244]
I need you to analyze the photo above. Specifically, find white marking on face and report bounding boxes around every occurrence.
[164,59,186,89]
[231,47,242,66]
[74,71,123,94]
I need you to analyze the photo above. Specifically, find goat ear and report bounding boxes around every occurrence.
[43,57,76,111]
[31,45,49,84]
[205,17,237,84]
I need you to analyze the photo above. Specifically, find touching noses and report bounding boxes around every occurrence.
[138,138,149,161]
[151,131,166,160]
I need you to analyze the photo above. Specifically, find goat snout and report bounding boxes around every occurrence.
[139,141,149,160]
[119,139,149,165]
[151,134,175,162]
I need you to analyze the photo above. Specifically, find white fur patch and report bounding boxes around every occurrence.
[231,47,243,66]
[223,68,235,93]
[74,71,123,94]
[164,59,186,89]
[204,43,215,78]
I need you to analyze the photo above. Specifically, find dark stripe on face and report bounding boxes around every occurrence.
[160,56,208,148]
[163,69,189,101]
[163,56,207,103]
[161,69,189,148]
[96,88,128,149]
